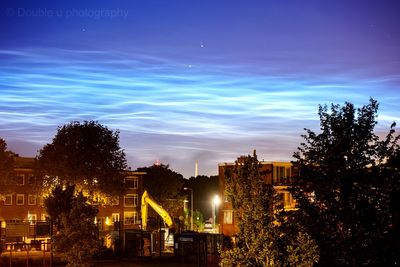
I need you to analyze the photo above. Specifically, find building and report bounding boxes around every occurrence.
[0,156,144,250]
[217,158,297,237]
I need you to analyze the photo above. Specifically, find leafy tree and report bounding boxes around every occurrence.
[136,164,184,218]
[220,151,319,266]
[37,121,128,196]
[0,138,16,188]
[51,191,100,267]
[192,210,205,232]
[44,185,75,228]
[291,99,400,266]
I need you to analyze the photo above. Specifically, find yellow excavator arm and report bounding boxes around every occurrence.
[141,190,174,230]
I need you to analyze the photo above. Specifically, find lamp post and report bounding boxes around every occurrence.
[184,187,193,231]
[212,195,220,233]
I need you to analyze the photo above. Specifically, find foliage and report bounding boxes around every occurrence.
[291,98,400,266]
[44,184,75,228]
[137,164,184,218]
[0,138,15,188]
[192,210,205,232]
[184,175,219,219]
[37,121,128,196]
[221,151,319,266]
[46,186,100,267]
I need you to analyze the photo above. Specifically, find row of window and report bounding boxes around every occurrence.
[92,194,139,207]
[2,193,140,207]
[12,174,36,186]
[96,212,138,225]
[3,194,38,206]
[10,175,139,189]
[273,166,292,184]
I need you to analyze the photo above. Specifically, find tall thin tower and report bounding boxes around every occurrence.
[195,160,199,177]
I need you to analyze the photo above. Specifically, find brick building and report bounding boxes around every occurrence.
[217,159,297,237]
[0,156,144,247]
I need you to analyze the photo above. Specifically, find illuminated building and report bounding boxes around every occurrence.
[217,158,297,237]
[0,156,144,246]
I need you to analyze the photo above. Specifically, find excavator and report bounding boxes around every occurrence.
[141,190,174,231]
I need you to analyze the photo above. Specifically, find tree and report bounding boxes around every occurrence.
[220,151,319,266]
[136,164,184,218]
[46,187,100,267]
[37,121,128,196]
[44,184,75,228]
[0,138,16,188]
[291,99,400,266]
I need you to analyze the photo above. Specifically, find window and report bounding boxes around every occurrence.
[15,174,24,185]
[274,166,287,184]
[124,194,138,207]
[28,213,37,224]
[37,196,44,206]
[28,195,36,205]
[124,211,137,225]
[28,175,36,185]
[112,213,120,222]
[277,191,295,210]
[16,194,24,205]
[223,210,233,224]
[41,213,50,221]
[125,177,138,189]
[109,197,119,206]
[5,194,12,205]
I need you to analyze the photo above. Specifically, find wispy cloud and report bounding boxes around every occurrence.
[0,48,399,177]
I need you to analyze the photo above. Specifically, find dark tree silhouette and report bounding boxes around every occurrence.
[0,138,16,188]
[291,99,400,266]
[37,121,128,196]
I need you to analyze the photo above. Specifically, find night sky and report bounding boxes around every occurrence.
[0,0,399,177]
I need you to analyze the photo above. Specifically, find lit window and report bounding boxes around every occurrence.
[124,194,138,207]
[124,211,137,225]
[274,166,287,184]
[28,195,37,205]
[112,213,120,222]
[16,194,24,205]
[28,213,37,224]
[15,175,24,185]
[4,194,12,205]
[125,177,138,189]
[223,210,233,224]
[41,213,50,221]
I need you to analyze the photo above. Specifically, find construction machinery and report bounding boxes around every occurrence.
[141,190,174,231]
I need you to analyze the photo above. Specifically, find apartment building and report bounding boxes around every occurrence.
[217,158,297,237]
[0,156,144,245]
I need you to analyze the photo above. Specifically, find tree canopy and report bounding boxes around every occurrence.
[220,151,319,266]
[291,98,400,266]
[37,121,128,196]
[0,138,16,188]
[136,164,184,218]
[46,185,100,267]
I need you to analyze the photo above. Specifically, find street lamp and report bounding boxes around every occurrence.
[212,195,221,232]
[184,187,193,231]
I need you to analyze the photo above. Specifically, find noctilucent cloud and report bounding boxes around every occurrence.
[0,0,399,177]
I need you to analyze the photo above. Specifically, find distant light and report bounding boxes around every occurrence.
[213,195,220,206]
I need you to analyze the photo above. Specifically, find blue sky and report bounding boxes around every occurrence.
[0,0,399,177]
